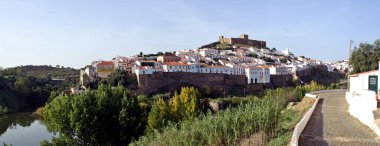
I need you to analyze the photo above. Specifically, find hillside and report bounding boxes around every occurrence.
[0,90,20,114]
[0,65,80,114]
[0,65,79,78]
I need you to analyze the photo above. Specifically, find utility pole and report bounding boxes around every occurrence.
[347,40,353,91]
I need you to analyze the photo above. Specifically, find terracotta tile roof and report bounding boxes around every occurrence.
[97,61,114,66]
[204,65,229,68]
[163,62,189,66]
[349,70,378,77]
[246,66,263,69]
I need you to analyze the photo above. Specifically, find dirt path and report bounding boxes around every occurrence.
[299,91,380,146]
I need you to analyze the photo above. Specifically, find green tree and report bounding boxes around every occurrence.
[280,58,287,63]
[47,90,59,103]
[147,98,168,132]
[157,52,164,56]
[247,53,258,58]
[43,84,145,145]
[350,39,380,74]
[14,77,31,97]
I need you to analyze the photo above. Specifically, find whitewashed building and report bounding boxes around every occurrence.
[135,66,154,75]
[245,66,270,84]
[163,62,200,73]
[199,48,218,57]
[269,66,289,75]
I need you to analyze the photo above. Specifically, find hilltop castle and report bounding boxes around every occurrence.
[219,34,266,48]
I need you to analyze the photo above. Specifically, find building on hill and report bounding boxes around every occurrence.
[162,62,199,72]
[96,61,114,78]
[269,66,290,75]
[157,53,181,62]
[245,66,270,84]
[219,34,266,48]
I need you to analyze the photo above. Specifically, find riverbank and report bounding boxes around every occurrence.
[0,112,53,146]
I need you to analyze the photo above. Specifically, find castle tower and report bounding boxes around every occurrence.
[240,34,248,41]
[219,36,224,43]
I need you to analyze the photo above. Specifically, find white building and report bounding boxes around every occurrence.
[200,66,233,74]
[135,66,154,75]
[199,48,218,57]
[269,66,290,75]
[281,48,294,56]
[245,66,270,84]
[349,69,380,92]
[162,62,200,73]
[227,56,253,63]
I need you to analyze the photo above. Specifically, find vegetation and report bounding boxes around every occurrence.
[0,90,20,114]
[215,42,233,50]
[260,56,275,62]
[100,70,137,88]
[267,97,315,146]
[247,53,258,58]
[42,84,146,145]
[0,65,78,79]
[147,87,202,132]
[137,51,166,57]
[350,39,380,74]
[0,65,79,114]
[132,89,284,146]
[280,58,287,63]
[132,81,335,146]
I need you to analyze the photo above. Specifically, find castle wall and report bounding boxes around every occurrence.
[136,72,291,96]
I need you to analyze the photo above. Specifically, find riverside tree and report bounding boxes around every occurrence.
[42,84,146,145]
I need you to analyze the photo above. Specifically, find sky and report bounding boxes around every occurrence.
[1,0,380,69]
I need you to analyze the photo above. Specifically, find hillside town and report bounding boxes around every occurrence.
[79,34,348,90]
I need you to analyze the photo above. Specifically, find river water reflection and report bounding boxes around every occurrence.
[0,112,53,146]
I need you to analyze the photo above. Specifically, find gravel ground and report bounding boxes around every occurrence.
[299,91,380,146]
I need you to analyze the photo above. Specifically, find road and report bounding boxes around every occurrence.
[299,91,380,146]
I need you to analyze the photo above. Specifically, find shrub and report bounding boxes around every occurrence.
[132,89,284,146]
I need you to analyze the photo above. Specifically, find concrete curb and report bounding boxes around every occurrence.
[290,89,345,146]
[290,94,319,146]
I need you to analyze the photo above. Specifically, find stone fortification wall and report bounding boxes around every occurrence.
[136,72,290,96]
[270,74,293,87]
[137,72,262,96]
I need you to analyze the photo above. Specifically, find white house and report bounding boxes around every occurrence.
[199,65,233,74]
[245,66,270,84]
[227,56,253,63]
[199,48,218,57]
[135,66,154,75]
[162,62,200,73]
[228,64,245,75]
[269,66,289,75]
[349,70,380,93]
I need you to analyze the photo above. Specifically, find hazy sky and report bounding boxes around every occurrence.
[1,0,379,68]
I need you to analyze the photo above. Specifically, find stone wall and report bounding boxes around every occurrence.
[270,74,293,87]
[137,72,263,96]
[136,72,290,96]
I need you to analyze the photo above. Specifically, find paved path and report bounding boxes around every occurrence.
[299,91,380,146]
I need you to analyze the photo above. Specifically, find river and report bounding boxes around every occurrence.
[0,112,53,146]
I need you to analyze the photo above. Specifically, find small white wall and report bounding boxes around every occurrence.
[346,90,380,136]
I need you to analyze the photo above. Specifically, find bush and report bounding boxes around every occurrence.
[132,89,284,146]
[147,87,202,133]
[43,84,146,145]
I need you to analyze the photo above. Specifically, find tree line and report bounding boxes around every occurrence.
[350,39,380,74]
